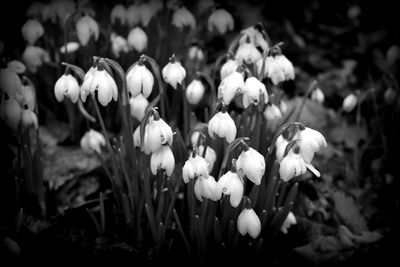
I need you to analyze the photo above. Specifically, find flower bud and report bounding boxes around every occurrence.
[263,103,282,121]
[80,129,106,154]
[384,87,396,105]
[186,79,205,105]
[127,27,148,53]
[188,45,204,62]
[207,9,234,35]
[208,110,237,143]
[54,71,80,103]
[21,108,38,129]
[162,56,186,89]
[172,6,196,30]
[236,146,265,185]
[342,93,357,112]
[281,211,297,234]
[133,126,141,148]
[21,19,44,45]
[182,154,209,183]
[76,15,99,46]
[237,207,261,239]
[60,42,80,54]
[126,63,154,98]
[311,87,325,104]
[242,77,268,108]
[129,93,149,121]
[150,145,175,176]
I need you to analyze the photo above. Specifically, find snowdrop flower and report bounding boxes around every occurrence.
[143,112,173,154]
[220,58,239,81]
[195,175,220,201]
[110,4,126,25]
[60,42,80,54]
[311,87,325,104]
[190,131,201,146]
[281,212,297,234]
[242,76,268,108]
[236,144,265,185]
[80,129,106,154]
[150,145,175,176]
[297,125,327,163]
[139,3,157,27]
[126,4,141,26]
[0,68,22,97]
[217,70,245,105]
[21,19,44,45]
[275,125,300,162]
[182,152,209,183]
[129,93,149,121]
[54,69,80,103]
[162,55,186,89]
[22,45,50,73]
[384,87,396,105]
[126,61,154,98]
[133,126,141,148]
[127,27,148,53]
[279,144,320,182]
[80,63,97,102]
[217,163,244,207]
[198,145,217,173]
[258,47,295,85]
[76,15,99,46]
[0,97,22,130]
[207,9,234,35]
[187,44,204,62]
[342,93,357,112]
[186,79,205,105]
[172,6,196,30]
[240,24,269,53]
[235,38,262,65]
[237,205,261,238]
[21,108,39,130]
[7,60,27,74]
[263,103,282,121]
[110,33,130,57]
[208,108,237,143]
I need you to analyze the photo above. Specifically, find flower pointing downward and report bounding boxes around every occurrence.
[217,69,245,105]
[237,199,261,239]
[143,111,173,155]
[150,145,175,177]
[80,129,106,155]
[208,105,237,143]
[182,148,209,183]
[236,143,265,185]
[162,55,186,89]
[126,60,154,98]
[54,68,80,103]
[194,175,220,201]
[217,161,244,207]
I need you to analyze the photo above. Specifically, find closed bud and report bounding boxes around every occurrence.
[129,93,149,121]
[186,79,205,105]
[237,207,261,239]
[162,56,186,89]
[127,27,148,53]
[80,129,106,154]
[342,93,357,112]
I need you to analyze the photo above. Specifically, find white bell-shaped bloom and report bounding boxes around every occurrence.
[198,145,217,173]
[235,42,262,65]
[80,129,106,154]
[21,108,38,129]
[236,146,265,185]
[281,211,297,234]
[208,110,237,143]
[188,45,204,62]
[311,87,325,104]
[263,103,282,121]
[76,15,99,46]
[259,54,295,85]
[89,68,118,106]
[127,27,148,53]
[172,6,196,30]
[80,65,97,102]
[110,33,130,57]
[220,58,239,81]
[139,3,156,27]
[297,126,327,163]
[22,45,50,73]
[110,4,126,25]
[237,208,261,239]
[133,126,141,148]
[279,145,320,182]
[275,135,291,163]
[182,154,209,183]
[195,175,220,201]
[150,145,175,176]
[129,93,149,121]
[126,63,154,98]
[207,9,234,35]
[21,19,44,45]
[162,57,186,89]
[60,42,80,54]
[54,72,80,103]
[127,4,142,26]
[7,60,27,74]
[240,25,269,53]
[217,169,244,207]
[217,71,245,105]
[186,79,205,105]
[243,76,268,108]
[143,115,173,155]
[0,97,22,130]
[342,93,357,112]
[0,68,22,98]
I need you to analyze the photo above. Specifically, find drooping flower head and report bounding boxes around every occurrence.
[150,144,175,177]
[236,142,265,185]
[126,58,154,98]
[182,147,209,183]
[172,6,196,30]
[110,33,130,58]
[281,211,297,234]
[80,129,106,154]
[22,45,50,73]
[208,103,237,143]
[342,93,357,112]
[242,76,268,108]
[220,55,239,81]
[186,78,205,105]
[127,27,148,53]
[217,160,244,207]
[240,23,270,53]
[195,175,220,201]
[54,67,80,103]
[76,15,99,46]
[110,4,127,25]
[237,199,261,238]
[21,19,44,45]
[207,8,234,35]
[217,66,245,105]
[162,54,186,89]
[129,93,149,121]
[143,110,173,155]
[235,35,262,65]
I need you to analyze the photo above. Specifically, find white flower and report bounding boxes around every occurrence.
[236,146,265,185]
[81,67,118,106]
[275,134,291,163]
[126,63,154,98]
[297,126,327,163]
[198,145,217,173]
[21,108,39,129]
[80,129,106,154]
[279,145,320,182]
[384,87,396,105]
[237,208,261,239]
[150,145,175,176]
[21,19,44,45]
[311,87,325,104]
[110,33,130,57]
[0,68,22,97]
[208,110,237,143]
[76,15,99,46]
[240,25,269,53]
[129,93,149,121]
[186,79,205,105]
[342,93,357,112]
[195,175,220,201]
[7,60,26,74]
[207,9,234,35]
[139,3,157,27]
[242,77,268,108]
[110,4,126,25]
[217,168,244,207]
[133,126,141,148]
[172,6,196,30]
[235,42,262,65]
[188,45,204,61]
[162,56,186,89]
[258,54,295,85]
[182,154,209,183]
[127,4,142,26]
[281,212,297,234]
[54,72,80,103]
[80,65,97,102]
[127,27,148,53]
[220,58,239,81]
[143,115,173,155]
[263,103,282,121]
[22,45,50,73]
[217,71,245,105]
[0,97,22,130]
[60,42,80,54]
